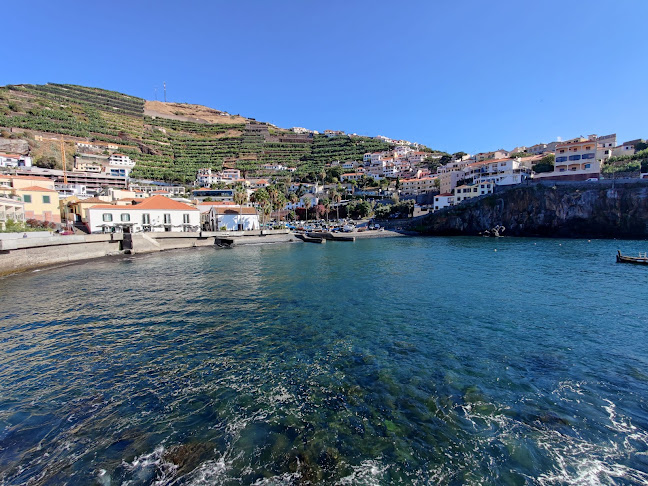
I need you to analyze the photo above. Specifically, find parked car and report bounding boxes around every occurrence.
[585,178,599,182]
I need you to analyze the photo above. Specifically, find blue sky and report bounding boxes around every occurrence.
[1,0,647,154]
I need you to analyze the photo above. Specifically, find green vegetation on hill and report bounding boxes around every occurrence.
[0,83,434,183]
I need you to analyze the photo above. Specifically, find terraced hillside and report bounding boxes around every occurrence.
[0,83,414,183]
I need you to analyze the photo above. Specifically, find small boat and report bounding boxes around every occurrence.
[616,250,648,265]
[296,234,326,244]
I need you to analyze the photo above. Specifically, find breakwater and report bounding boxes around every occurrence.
[0,230,296,276]
[416,182,648,238]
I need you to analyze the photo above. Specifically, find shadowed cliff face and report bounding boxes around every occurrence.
[417,184,648,239]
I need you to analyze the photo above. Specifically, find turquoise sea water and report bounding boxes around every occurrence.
[1,236,648,485]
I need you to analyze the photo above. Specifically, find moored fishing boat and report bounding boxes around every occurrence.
[616,250,648,264]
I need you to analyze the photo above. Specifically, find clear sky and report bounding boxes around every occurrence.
[2,0,647,154]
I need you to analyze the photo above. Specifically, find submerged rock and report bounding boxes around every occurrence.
[161,441,214,477]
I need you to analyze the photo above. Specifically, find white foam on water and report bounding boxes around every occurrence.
[185,450,244,485]
[121,445,179,485]
[96,468,111,486]
[337,459,389,485]
[250,471,303,485]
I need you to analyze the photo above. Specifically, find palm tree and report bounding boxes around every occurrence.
[266,185,278,223]
[332,190,342,221]
[350,180,358,194]
[262,201,272,229]
[303,197,312,222]
[233,187,247,231]
[322,198,331,225]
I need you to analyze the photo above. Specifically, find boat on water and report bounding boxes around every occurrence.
[616,250,648,265]
[296,234,326,244]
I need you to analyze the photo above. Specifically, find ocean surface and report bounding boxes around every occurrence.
[1,236,648,485]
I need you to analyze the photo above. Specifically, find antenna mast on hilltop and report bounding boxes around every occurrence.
[164,82,167,102]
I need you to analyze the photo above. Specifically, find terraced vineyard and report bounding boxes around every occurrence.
[0,83,409,183]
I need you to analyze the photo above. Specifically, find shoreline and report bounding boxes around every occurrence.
[0,229,410,278]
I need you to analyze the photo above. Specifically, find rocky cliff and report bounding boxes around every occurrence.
[416,183,648,239]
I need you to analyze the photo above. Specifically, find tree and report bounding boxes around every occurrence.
[453,151,467,160]
[304,197,312,222]
[321,197,331,224]
[439,154,452,165]
[233,187,248,230]
[331,190,342,221]
[532,154,555,174]
[289,192,298,208]
[433,178,440,191]
[635,141,648,152]
[34,156,57,169]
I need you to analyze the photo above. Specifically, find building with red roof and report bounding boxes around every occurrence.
[86,195,200,233]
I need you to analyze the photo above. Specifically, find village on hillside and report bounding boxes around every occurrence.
[1,124,647,235]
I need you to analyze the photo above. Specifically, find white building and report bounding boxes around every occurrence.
[453,181,494,203]
[205,204,259,231]
[433,193,454,212]
[468,158,533,186]
[0,196,25,229]
[0,153,32,168]
[394,145,413,157]
[86,195,200,233]
[105,154,135,178]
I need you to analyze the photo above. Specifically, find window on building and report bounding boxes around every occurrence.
[582,153,595,159]
[22,195,32,203]
[183,214,190,224]
[584,164,591,169]
[164,214,171,224]
[121,213,130,222]
[42,195,50,204]
[556,156,568,163]
[103,213,113,222]
[142,213,150,225]
[569,155,581,161]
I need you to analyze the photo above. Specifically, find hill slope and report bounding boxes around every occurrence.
[0,83,408,183]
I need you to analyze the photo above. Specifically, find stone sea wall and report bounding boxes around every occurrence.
[416,183,648,239]
[0,230,297,276]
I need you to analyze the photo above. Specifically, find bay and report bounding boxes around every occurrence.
[0,236,647,484]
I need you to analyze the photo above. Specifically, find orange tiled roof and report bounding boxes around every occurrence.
[17,185,57,192]
[90,195,197,211]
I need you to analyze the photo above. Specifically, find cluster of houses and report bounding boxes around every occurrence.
[431,134,645,211]
[1,130,645,232]
[336,145,436,191]
[0,174,263,233]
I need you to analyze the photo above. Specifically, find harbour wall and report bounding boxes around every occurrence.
[0,230,298,276]
[414,182,648,239]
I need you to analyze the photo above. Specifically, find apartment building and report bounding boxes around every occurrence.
[453,181,494,203]
[400,177,437,196]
